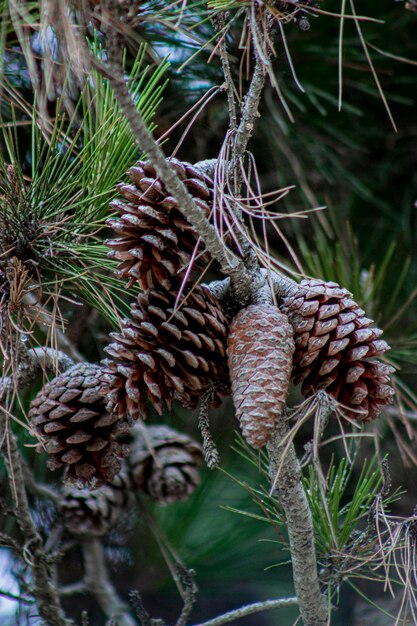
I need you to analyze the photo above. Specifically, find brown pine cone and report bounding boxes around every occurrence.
[60,470,131,536]
[280,278,395,421]
[128,424,203,504]
[29,363,130,487]
[227,304,295,449]
[103,285,229,419]
[106,158,218,291]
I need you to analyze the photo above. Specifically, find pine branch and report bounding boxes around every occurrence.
[0,347,74,400]
[267,421,328,626]
[192,596,298,626]
[212,12,238,131]
[232,55,267,167]
[0,415,71,626]
[81,538,138,626]
[174,564,197,626]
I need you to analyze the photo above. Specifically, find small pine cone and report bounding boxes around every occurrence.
[103,285,229,419]
[29,363,130,487]
[280,278,395,421]
[227,305,295,449]
[60,470,131,536]
[106,158,217,291]
[128,424,203,504]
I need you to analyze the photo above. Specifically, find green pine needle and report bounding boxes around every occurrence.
[0,43,168,328]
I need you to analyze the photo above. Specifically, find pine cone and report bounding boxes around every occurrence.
[280,278,395,421]
[227,304,295,449]
[128,424,203,504]
[60,470,131,536]
[29,363,130,487]
[103,285,229,419]
[106,158,217,291]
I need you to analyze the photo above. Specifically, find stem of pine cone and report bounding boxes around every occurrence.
[0,414,71,626]
[267,421,328,626]
[81,537,138,626]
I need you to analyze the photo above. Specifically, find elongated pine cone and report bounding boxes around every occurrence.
[103,285,229,419]
[280,278,395,421]
[29,363,130,487]
[60,470,131,536]
[227,304,295,449]
[106,158,217,291]
[128,424,203,504]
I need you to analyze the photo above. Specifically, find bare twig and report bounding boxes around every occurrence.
[192,596,298,626]
[267,421,328,626]
[212,12,238,130]
[129,590,152,626]
[59,581,88,597]
[21,457,60,505]
[81,537,138,626]
[0,415,71,626]
[0,588,33,604]
[0,531,21,552]
[175,564,197,626]
[232,55,267,168]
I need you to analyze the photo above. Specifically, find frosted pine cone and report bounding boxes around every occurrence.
[227,304,295,449]
[29,363,129,487]
[103,285,229,419]
[106,158,217,291]
[60,470,131,536]
[280,278,395,421]
[128,424,203,504]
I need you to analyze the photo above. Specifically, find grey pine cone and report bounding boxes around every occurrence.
[128,424,203,504]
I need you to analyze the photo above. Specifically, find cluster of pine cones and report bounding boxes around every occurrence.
[59,423,203,536]
[29,157,395,491]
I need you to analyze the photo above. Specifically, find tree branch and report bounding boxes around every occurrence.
[192,596,298,626]
[81,537,138,626]
[232,55,267,167]
[0,415,71,626]
[212,12,238,131]
[267,421,328,626]
[0,346,74,400]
